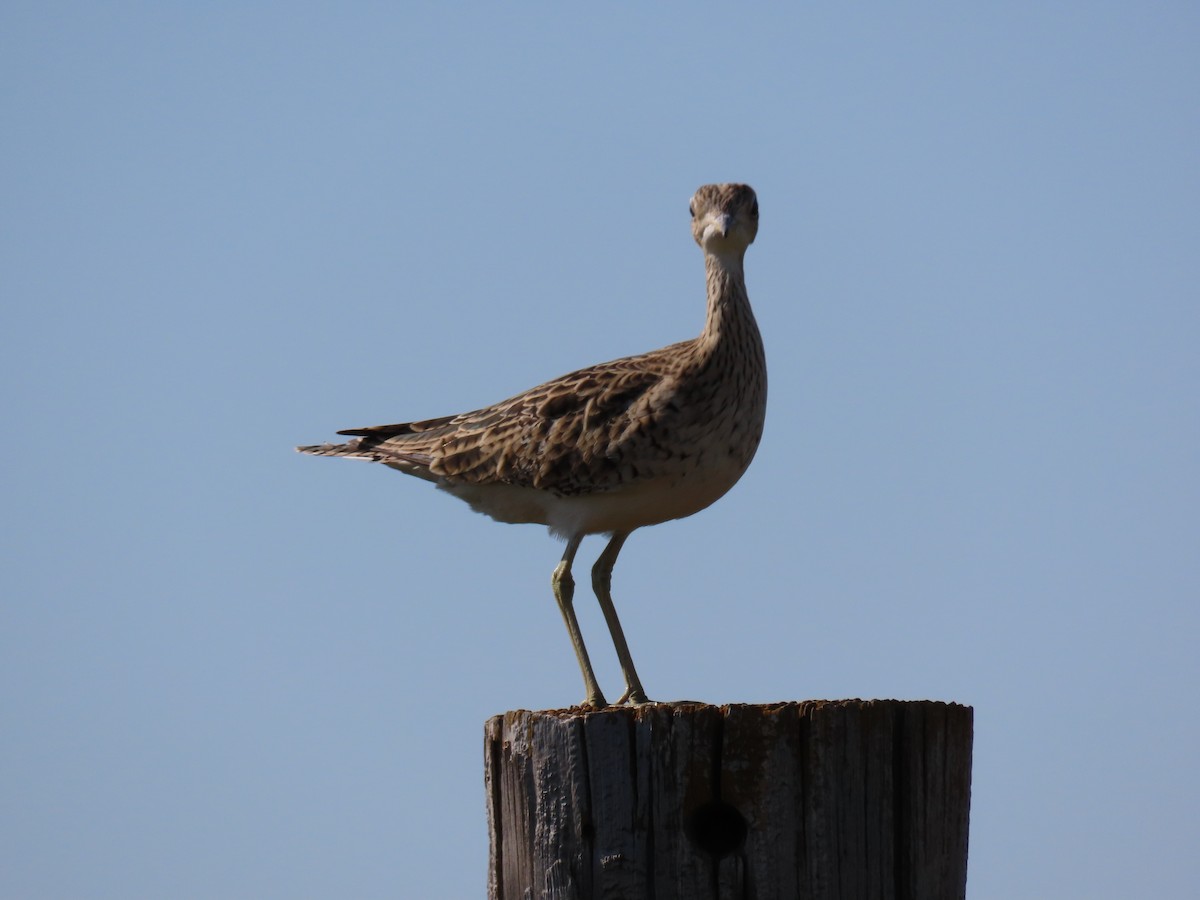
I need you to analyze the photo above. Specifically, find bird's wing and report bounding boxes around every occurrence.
[319,341,694,494]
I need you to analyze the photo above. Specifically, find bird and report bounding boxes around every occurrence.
[297,183,767,708]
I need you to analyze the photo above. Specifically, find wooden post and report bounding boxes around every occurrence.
[484,700,972,900]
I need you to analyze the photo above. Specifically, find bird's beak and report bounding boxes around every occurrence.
[703,212,734,241]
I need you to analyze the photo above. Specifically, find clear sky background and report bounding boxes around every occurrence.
[3,4,1197,898]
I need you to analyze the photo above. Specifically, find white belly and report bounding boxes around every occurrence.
[440,460,747,539]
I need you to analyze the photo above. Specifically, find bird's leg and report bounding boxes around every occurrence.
[552,535,608,708]
[592,531,650,705]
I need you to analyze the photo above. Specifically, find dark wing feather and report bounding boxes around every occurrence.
[324,341,694,493]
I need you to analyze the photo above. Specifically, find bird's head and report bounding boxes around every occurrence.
[689,183,759,257]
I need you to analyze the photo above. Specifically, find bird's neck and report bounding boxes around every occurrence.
[699,252,758,352]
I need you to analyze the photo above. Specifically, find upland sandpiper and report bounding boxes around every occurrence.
[298,183,767,707]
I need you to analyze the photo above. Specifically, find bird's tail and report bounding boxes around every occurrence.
[295,439,377,459]
[295,428,440,483]
[297,415,456,460]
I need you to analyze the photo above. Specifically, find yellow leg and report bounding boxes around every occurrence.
[552,535,607,707]
[592,531,650,705]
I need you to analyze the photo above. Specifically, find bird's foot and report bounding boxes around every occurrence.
[580,692,609,709]
[616,687,652,706]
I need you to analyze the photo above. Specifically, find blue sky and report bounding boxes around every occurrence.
[3,3,1197,898]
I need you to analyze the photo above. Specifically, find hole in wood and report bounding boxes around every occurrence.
[685,800,748,860]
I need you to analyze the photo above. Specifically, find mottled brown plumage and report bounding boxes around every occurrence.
[298,183,766,707]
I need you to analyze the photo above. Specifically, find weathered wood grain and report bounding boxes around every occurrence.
[485,700,972,900]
